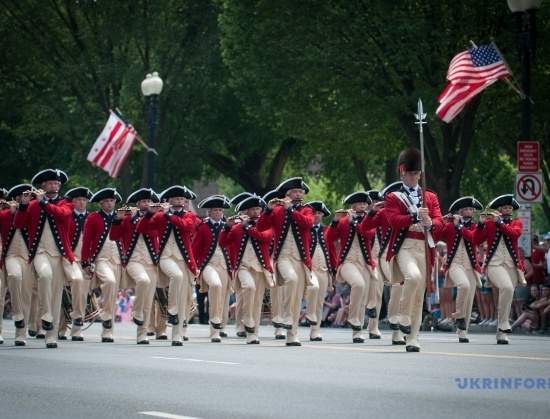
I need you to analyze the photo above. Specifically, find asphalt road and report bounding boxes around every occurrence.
[1,323,549,419]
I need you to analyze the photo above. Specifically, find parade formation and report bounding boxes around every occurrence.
[0,146,527,352]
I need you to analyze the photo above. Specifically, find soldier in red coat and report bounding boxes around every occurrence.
[60,186,93,341]
[110,188,160,344]
[305,201,336,342]
[384,149,444,352]
[81,188,124,343]
[327,191,378,343]
[441,196,483,343]
[193,195,233,342]
[148,185,201,346]
[475,194,526,345]
[14,169,83,348]
[257,177,314,346]
[0,184,35,346]
[225,195,274,344]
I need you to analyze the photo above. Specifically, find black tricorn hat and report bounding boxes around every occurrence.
[343,191,372,205]
[488,194,519,211]
[277,177,310,195]
[236,194,265,212]
[307,200,331,217]
[449,196,483,213]
[198,195,231,209]
[230,192,253,207]
[262,188,284,202]
[91,188,122,203]
[7,184,32,200]
[380,181,403,198]
[159,185,196,201]
[64,187,93,200]
[126,188,159,204]
[32,169,69,186]
[367,190,381,202]
[397,148,421,172]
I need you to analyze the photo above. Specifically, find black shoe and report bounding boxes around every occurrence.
[46,342,58,349]
[244,325,256,334]
[399,324,411,335]
[275,334,286,340]
[353,337,365,344]
[346,321,363,332]
[310,337,323,342]
[272,321,284,328]
[102,319,113,329]
[28,330,37,337]
[459,337,470,343]
[14,319,25,329]
[389,322,400,331]
[146,332,155,336]
[305,317,317,326]
[406,345,420,352]
[282,323,292,330]
[247,340,260,344]
[285,341,302,347]
[211,337,222,343]
[42,320,53,331]
[497,339,509,345]
[392,340,406,345]
[455,318,467,331]
[210,321,223,330]
[498,328,512,334]
[36,333,45,339]
[181,320,188,328]
[137,340,149,345]
[183,336,189,341]
[156,335,168,340]
[236,331,247,338]
[167,313,179,326]
[367,308,377,319]
[172,341,183,346]
[72,336,84,342]
[102,337,114,343]
[15,340,26,347]
[73,318,84,327]
[133,317,145,326]
[220,331,228,338]
[58,335,67,341]
[369,333,381,340]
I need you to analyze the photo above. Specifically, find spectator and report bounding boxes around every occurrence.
[512,285,550,332]
[321,287,342,327]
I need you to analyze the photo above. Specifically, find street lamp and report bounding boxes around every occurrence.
[507,0,540,140]
[141,71,163,188]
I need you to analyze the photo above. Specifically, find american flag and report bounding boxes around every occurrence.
[436,43,511,123]
[87,111,137,177]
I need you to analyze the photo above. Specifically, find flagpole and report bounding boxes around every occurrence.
[112,108,159,155]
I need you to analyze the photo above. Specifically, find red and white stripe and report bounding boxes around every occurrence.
[87,112,137,177]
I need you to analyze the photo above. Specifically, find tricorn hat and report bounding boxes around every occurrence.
[91,188,122,203]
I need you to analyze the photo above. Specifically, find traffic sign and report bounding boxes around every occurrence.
[515,172,543,203]
[517,141,540,172]
[517,205,531,255]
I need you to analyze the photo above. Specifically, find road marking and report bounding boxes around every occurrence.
[152,356,239,365]
[305,344,550,362]
[139,411,203,419]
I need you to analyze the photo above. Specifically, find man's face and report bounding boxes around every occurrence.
[286,188,304,201]
[209,208,224,221]
[401,170,421,188]
[246,207,262,219]
[73,197,88,212]
[42,180,61,195]
[459,207,474,218]
[351,202,368,213]
[100,198,116,212]
[169,197,187,208]
[314,211,324,224]
[137,199,152,212]
[499,205,514,216]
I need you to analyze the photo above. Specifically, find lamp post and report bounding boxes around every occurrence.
[507,0,540,140]
[141,72,163,188]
